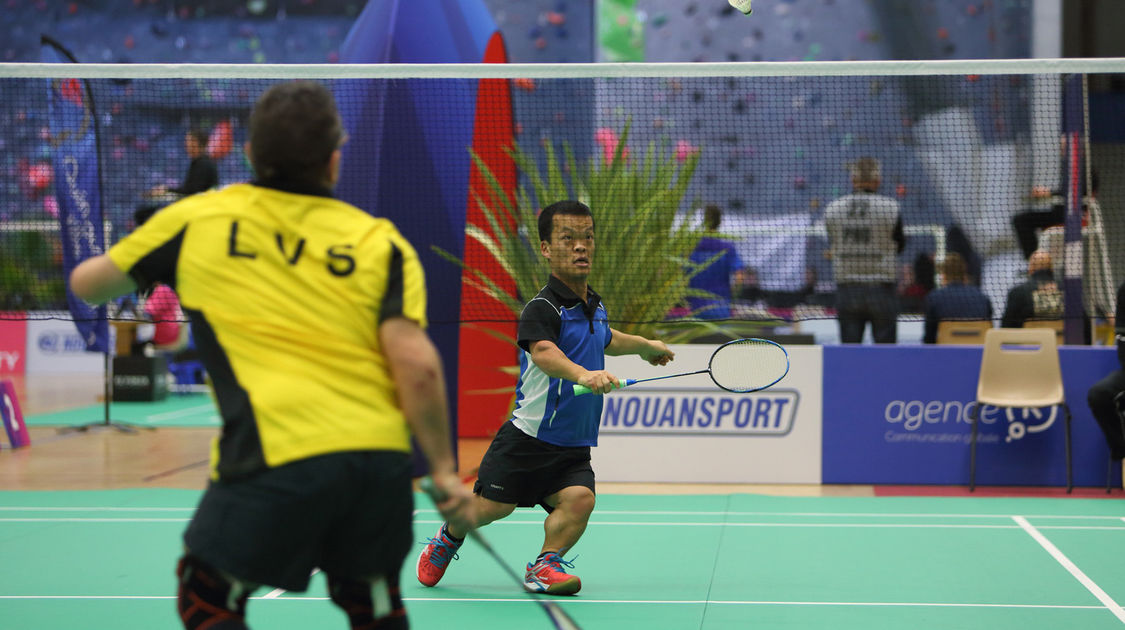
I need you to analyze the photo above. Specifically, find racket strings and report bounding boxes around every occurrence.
[709,338,789,393]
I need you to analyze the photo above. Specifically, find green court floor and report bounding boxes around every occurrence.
[25,394,218,428]
[1,490,1124,629]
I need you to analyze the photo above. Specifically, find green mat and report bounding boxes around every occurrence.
[2,490,1125,629]
[25,394,218,428]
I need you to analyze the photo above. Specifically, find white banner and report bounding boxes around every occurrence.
[727,213,810,291]
[25,316,104,374]
[592,344,822,483]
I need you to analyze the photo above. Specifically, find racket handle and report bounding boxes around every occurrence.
[573,379,635,396]
[419,477,445,502]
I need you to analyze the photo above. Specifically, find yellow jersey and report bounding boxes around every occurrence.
[108,182,426,480]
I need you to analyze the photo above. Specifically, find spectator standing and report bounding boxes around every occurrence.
[824,157,905,343]
[147,128,220,202]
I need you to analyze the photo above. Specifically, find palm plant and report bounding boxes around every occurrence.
[435,124,753,344]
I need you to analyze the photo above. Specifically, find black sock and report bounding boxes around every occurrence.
[441,523,464,544]
[536,551,554,562]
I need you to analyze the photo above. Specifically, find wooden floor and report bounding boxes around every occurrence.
[0,372,876,494]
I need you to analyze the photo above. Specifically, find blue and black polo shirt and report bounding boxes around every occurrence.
[511,275,613,447]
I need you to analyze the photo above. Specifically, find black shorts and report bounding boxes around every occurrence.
[183,451,413,592]
[473,421,595,511]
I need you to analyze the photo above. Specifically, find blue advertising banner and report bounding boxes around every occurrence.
[42,38,108,353]
[334,0,513,468]
[823,345,1118,487]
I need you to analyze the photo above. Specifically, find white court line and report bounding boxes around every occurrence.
[0,518,188,522]
[3,517,1125,531]
[2,506,1123,520]
[1012,515,1125,624]
[0,596,177,600]
[0,519,1013,527]
[418,519,1125,531]
[0,507,193,511]
[262,569,320,599]
[145,404,216,423]
[417,509,1125,520]
[0,595,1106,610]
[1042,526,1125,531]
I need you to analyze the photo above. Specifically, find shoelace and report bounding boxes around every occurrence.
[421,535,460,568]
[537,552,577,573]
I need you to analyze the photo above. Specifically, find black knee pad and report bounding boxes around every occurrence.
[328,574,406,630]
[176,555,252,630]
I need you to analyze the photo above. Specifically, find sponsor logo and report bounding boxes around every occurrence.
[600,389,799,436]
[113,375,151,388]
[883,399,1056,444]
[1001,406,1057,442]
[36,331,88,354]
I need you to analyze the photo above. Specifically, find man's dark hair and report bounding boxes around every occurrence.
[249,81,343,186]
[538,200,593,242]
[186,128,210,148]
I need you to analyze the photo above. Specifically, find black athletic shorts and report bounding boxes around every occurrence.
[183,450,413,592]
[473,421,595,511]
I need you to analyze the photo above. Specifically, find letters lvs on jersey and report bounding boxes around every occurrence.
[227,221,356,276]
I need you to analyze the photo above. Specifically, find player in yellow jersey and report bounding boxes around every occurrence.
[70,80,474,630]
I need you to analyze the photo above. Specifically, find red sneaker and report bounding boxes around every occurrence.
[524,552,581,595]
[416,525,463,587]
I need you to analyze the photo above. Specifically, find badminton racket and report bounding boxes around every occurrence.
[574,337,789,396]
[419,478,582,630]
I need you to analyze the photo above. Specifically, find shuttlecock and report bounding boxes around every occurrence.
[728,0,752,14]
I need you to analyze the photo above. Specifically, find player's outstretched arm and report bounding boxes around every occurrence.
[606,328,675,366]
[380,317,474,532]
[70,255,137,305]
[529,339,620,395]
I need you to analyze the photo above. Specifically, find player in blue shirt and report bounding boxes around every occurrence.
[687,204,746,319]
[417,200,674,595]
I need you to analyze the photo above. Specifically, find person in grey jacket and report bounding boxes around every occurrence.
[824,157,905,343]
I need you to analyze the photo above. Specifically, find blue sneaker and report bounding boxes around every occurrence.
[417,525,463,586]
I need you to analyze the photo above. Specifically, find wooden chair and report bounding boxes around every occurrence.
[936,320,992,345]
[969,327,1072,492]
